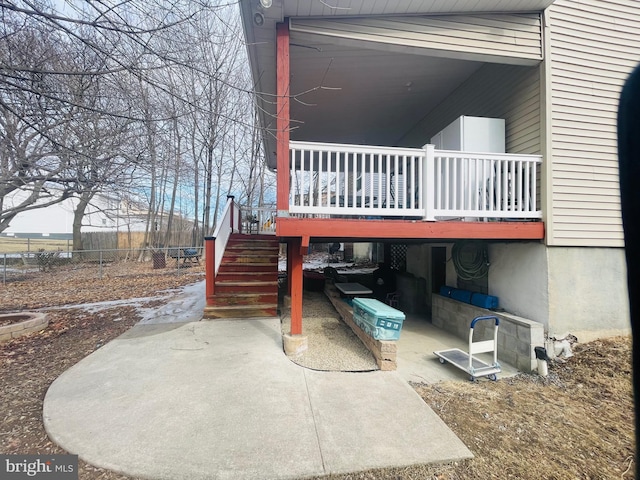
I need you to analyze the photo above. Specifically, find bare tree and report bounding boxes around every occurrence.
[0,15,79,231]
[0,0,275,245]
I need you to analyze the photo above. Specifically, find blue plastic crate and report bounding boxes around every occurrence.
[439,285,453,297]
[470,293,499,309]
[439,286,499,310]
[352,298,405,341]
[450,288,472,304]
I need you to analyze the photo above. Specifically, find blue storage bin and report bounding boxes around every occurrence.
[352,298,405,341]
[450,288,472,304]
[439,286,499,310]
[470,293,499,309]
[439,285,453,297]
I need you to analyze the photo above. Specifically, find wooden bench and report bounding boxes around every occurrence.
[168,247,201,266]
[20,251,60,272]
[21,250,61,272]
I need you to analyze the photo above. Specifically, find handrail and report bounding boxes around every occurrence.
[289,140,425,218]
[288,140,542,221]
[429,149,543,220]
[238,205,277,235]
[205,196,239,301]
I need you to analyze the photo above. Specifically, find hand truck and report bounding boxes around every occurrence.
[434,315,501,381]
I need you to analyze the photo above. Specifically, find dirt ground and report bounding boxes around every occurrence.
[0,263,636,479]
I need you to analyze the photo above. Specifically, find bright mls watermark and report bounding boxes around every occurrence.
[0,455,78,479]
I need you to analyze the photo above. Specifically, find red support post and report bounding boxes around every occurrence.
[276,22,290,216]
[286,242,293,296]
[289,237,303,335]
[205,236,215,303]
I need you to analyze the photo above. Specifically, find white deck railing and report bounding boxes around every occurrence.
[238,206,277,235]
[289,141,542,221]
[211,196,240,276]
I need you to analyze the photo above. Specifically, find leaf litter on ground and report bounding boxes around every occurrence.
[0,260,635,479]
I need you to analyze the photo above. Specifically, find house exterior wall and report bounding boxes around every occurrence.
[405,240,629,342]
[400,1,636,341]
[4,191,150,235]
[5,198,76,235]
[290,13,542,65]
[406,243,457,312]
[4,194,119,234]
[488,242,630,341]
[280,1,556,18]
[488,242,549,326]
[546,247,630,341]
[251,1,635,343]
[402,61,543,210]
[401,63,541,156]
[545,0,640,247]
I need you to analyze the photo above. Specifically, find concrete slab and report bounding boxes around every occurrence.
[304,370,472,475]
[44,318,472,480]
[45,320,323,480]
[396,315,518,384]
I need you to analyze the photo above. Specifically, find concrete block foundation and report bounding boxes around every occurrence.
[433,295,544,373]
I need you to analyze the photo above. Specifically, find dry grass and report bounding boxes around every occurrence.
[0,261,204,312]
[418,341,634,479]
[0,237,70,253]
[315,337,636,480]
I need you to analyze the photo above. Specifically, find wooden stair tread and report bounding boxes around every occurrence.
[213,292,276,297]
[205,235,280,319]
[220,262,277,267]
[205,305,277,311]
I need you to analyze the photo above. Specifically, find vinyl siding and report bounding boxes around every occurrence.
[290,14,542,65]
[283,0,556,18]
[547,0,640,247]
[401,63,542,210]
[401,63,541,156]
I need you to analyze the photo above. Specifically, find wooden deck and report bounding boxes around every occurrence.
[276,217,544,241]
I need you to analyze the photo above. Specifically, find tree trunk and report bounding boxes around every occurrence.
[164,119,181,247]
[72,191,93,251]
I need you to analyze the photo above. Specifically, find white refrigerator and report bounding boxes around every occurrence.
[429,116,506,219]
[430,116,505,153]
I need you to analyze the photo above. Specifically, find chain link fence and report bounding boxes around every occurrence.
[1,246,205,284]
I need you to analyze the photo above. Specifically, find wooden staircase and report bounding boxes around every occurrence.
[203,234,280,319]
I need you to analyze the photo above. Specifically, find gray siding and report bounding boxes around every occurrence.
[290,14,542,65]
[283,0,555,17]
[547,0,640,247]
[401,63,541,156]
[401,63,542,210]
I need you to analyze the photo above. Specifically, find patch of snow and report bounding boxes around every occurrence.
[38,281,206,326]
[278,251,376,274]
[136,281,205,325]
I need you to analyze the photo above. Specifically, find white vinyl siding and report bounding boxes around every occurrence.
[290,14,543,66]
[401,63,541,156]
[547,0,640,247]
[283,1,556,18]
[400,63,542,211]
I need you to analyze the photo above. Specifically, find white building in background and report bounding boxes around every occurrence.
[2,189,149,237]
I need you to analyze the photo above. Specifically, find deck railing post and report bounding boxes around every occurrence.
[205,236,215,301]
[227,195,235,232]
[423,144,436,221]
